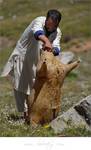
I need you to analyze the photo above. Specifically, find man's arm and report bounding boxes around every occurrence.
[38,35,52,51]
[31,17,52,51]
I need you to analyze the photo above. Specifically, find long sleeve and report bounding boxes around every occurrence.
[52,28,62,56]
[31,17,46,40]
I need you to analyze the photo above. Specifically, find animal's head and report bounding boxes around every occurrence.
[36,51,54,77]
[36,50,80,82]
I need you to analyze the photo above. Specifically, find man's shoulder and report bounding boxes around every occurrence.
[34,16,46,22]
[57,27,62,35]
[57,27,61,33]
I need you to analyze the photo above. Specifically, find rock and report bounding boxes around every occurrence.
[0,16,4,21]
[57,51,75,64]
[50,95,91,133]
[0,0,3,3]
[75,95,91,125]
[12,15,17,21]
[70,0,86,4]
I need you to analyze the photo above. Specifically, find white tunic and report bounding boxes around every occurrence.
[1,16,62,95]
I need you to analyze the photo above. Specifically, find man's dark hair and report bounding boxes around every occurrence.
[46,9,62,24]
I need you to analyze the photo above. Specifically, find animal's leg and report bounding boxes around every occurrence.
[30,113,42,127]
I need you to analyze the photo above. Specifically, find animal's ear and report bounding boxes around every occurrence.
[36,61,47,77]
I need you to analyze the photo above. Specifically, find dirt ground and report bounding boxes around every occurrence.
[69,39,91,52]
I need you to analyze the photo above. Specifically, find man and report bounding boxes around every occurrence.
[1,9,62,118]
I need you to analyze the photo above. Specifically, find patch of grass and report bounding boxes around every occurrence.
[0,16,33,40]
[0,0,70,18]
[67,72,78,80]
[0,0,91,40]
[0,110,56,137]
[0,125,56,137]
[60,126,91,137]
[0,76,56,137]
[61,3,91,40]
[0,48,13,72]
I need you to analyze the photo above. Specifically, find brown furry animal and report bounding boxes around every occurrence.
[27,50,80,126]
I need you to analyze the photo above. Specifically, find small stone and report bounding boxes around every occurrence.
[0,0,3,3]
[0,16,4,21]
[12,15,17,20]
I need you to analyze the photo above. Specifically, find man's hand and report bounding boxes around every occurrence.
[43,41,52,52]
[38,35,52,52]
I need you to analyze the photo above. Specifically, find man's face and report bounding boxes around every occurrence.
[45,17,58,32]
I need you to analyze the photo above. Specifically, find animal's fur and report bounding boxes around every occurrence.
[27,51,80,126]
